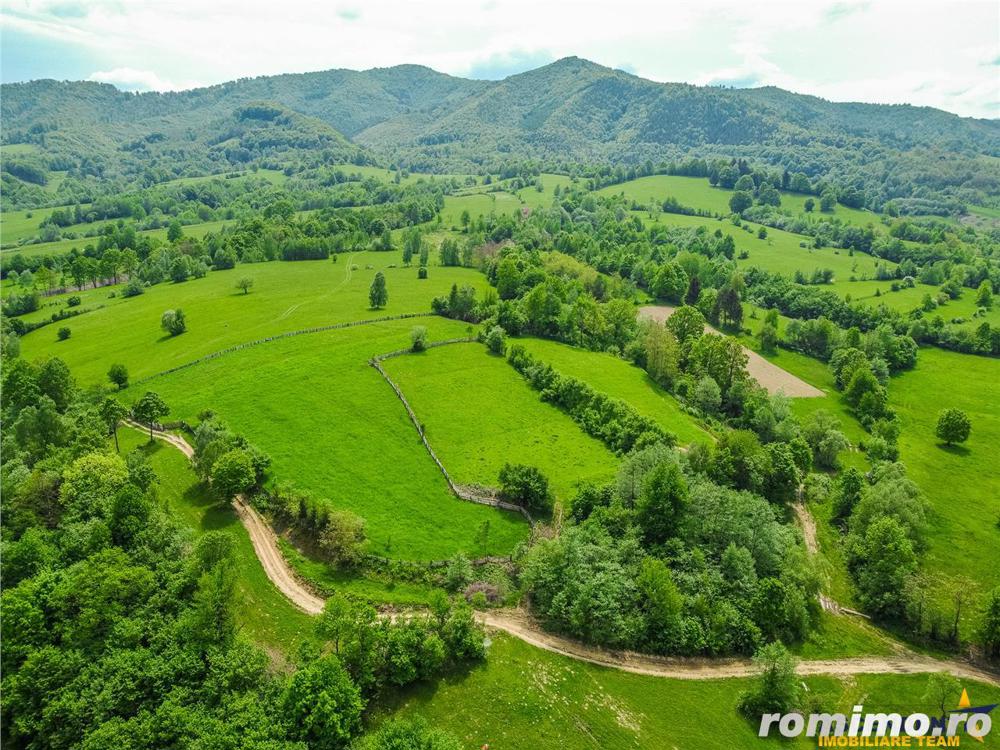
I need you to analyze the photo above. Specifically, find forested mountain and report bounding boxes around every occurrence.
[3,57,999,210]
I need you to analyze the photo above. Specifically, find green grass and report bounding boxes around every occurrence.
[741,307,1000,635]
[646,212,892,282]
[599,174,881,226]
[1,218,234,259]
[124,319,530,561]
[373,632,1000,749]
[18,252,489,385]
[515,173,576,209]
[382,342,619,502]
[278,539,441,607]
[1,204,92,245]
[439,193,521,228]
[888,348,1000,627]
[514,337,710,445]
[117,426,314,651]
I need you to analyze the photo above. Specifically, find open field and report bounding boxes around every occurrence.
[0,217,234,259]
[374,632,1000,750]
[645,211,892,282]
[889,348,1000,617]
[738,308,1000,632]
[126,319,531,560]
[382,341,619,501]
[601,174,881,227]
[514,336,710,445]
[18,252,489,384]
[439,192,523,227]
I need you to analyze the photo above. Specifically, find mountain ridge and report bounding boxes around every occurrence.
[2,57,998,210]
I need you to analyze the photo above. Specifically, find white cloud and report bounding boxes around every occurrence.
[87,67,200,91]
[3,0,998,117]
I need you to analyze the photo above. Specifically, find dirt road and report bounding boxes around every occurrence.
[130,423,1000,686]
[638,305,823,397]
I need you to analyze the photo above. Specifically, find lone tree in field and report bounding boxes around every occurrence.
[369,272,388,309]
[132,391,169,442]
[935,408,971,445]
[99,397,129,452]
[161,309,187,336]
[211,448,256,500]
[108,363,129,390]
[236,277,254,295]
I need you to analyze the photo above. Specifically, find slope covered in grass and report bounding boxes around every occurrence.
[382,342,619,502]
[129,318,530,561]
[515,336,710,445]
[19,252,488,384]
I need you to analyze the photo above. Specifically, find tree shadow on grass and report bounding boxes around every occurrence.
[936,442,971,457]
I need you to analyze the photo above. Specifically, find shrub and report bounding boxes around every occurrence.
[417,266,428,279]
[410,325,428,352]
[485,325,506,355]
[108,363,129,390]
[57,327,71,341]
[161,309,187,336]
[67,295,81,307]
[122,279,145,297]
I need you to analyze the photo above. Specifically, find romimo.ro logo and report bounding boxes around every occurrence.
[758,689,996,746]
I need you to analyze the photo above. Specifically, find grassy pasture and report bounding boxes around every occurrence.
[382,342,619,502]
[126,319,530,561]
[888,348,1000,619]
[374,632,1000,750]
[1,204,92,245]
[1,218,234,260]
[515,173,576,209]
[599,174,880,227]
[514,337,710,445]
[646,212,891,282]
[117,426,314,651]
[18,252,489,384]
[439,192,523,228]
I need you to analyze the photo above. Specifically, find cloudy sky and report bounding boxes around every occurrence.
[2,0,998,118]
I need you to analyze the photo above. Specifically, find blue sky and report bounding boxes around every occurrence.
[2,0,997,118]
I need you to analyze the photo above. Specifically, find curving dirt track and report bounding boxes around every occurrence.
[638,305,823,397]
[129,423,1000,686]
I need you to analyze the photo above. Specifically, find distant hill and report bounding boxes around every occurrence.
[3,57,998,209]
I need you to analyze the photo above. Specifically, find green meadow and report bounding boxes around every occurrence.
[647,211,891,281]
[19,252,488,384]
[740,308,1000,632]
[888,348,1000,616]
[514,336,710,445]
[1,217,234,259]
[601,174,881,226]
[382,341,619,502]
[126,319,530,561]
